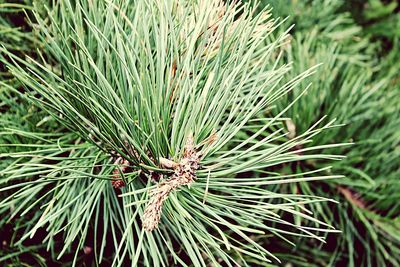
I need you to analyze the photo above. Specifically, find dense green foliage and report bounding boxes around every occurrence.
[257,0,400,266]
[0,0,399,266]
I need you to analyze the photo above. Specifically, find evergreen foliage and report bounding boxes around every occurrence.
[0,0,399,266]
[255,0,400,266]
[1,0,345,266]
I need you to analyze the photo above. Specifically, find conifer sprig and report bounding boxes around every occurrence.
[1,0,346,265]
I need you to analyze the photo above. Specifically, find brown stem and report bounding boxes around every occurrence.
[142,134,199,231]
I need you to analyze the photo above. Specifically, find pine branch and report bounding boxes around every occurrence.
[0,0,349,265]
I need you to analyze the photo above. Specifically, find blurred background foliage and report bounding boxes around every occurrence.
[254,0,400,266]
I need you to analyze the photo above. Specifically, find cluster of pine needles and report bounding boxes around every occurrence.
[0,0,399,266]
